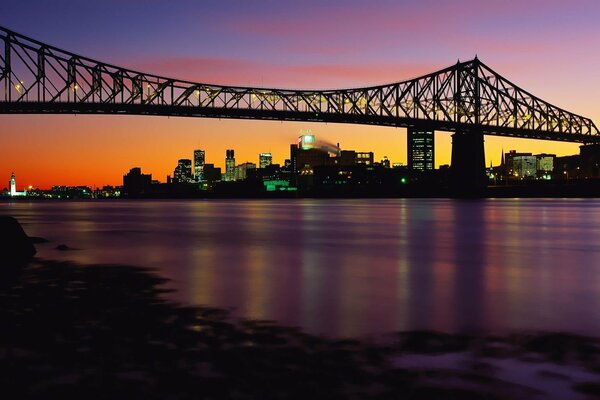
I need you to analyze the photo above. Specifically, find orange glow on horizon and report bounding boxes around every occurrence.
[1,112,583,190]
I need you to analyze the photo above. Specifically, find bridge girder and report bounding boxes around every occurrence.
[1,25,598,143]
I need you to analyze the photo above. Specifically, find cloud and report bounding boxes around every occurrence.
[126,56,442,89]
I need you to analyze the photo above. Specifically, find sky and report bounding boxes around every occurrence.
[2,0,600,188]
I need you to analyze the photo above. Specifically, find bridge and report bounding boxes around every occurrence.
[1,25,599,191]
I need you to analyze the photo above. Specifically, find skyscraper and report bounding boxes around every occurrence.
[193,149,205,182]
[259,152,272,169]
[225,149,235,181]
[407,128,434,171]
[174,159,193,183]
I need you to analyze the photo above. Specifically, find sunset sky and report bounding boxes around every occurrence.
[2,0,600,189]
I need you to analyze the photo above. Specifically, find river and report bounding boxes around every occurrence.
[3,198,600,338]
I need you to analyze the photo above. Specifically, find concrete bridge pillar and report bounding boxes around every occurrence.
[450,129,487,195]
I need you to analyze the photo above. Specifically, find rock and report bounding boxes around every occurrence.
[0,216,37,263]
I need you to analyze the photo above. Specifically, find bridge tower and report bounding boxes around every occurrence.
[450,129,487,195]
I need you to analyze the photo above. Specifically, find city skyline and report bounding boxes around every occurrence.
[2,0,599,188]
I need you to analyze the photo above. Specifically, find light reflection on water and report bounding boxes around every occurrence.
[3,198,600,338]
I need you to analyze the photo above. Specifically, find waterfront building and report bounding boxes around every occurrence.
[536,154,555,179]
[193,150,205,182]
[407,128,434,171]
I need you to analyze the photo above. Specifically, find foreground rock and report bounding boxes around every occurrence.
[0,216,36,264]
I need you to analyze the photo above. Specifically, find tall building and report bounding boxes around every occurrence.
[234,162,256,181]
[225,149,235,181]
[407,128,434,171]
[174,159,193,183]
[203,164,222,184]
[123,167,152,196]
[259,153,272,169]
[193,150,205,182]
[290,144,299,174]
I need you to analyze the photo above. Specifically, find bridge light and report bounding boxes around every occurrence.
[73,83,79,91]
[14,80,24,94]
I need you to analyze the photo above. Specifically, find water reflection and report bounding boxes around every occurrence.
[3,199,600,337]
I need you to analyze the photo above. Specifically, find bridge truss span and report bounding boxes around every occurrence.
[1,25,598,143]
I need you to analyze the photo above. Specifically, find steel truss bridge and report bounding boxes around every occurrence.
[1,25,599,145]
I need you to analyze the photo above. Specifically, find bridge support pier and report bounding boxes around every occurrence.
[450,129,487,196]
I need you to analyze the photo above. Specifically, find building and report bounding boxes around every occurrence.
[356,152,374,165]
[407,128,434,171]
[536,154,555,179]
[512,155,537,178]
[203,164,222,184]
[380,156,391,168]
[224,149,235,181]
[296,148,330,171]
[290,144,299,174]
[193,150,205,182]
[259,152,273,169]
[299,133,315,150]
[123,167,152,196]
[8,173,26,197]
[173,159,193,183]
[234,162,256,181]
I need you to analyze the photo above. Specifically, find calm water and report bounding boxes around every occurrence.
[3,199,600,338]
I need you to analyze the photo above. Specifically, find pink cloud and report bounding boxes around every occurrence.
[126,56,443,89]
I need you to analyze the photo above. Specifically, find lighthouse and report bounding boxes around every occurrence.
[9,172,16,197]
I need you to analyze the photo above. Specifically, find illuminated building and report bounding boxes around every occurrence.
[234,162,256,181]
[174,159,193,183]
[259,152,273,169]
[8,173,26,197]
[356,152,374,165]
[193,149,205,182]
[536,154,555,179]
[225,149,235,181]
[407,128,434,171]
[513,155,537,178]
[299,132,315,150]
